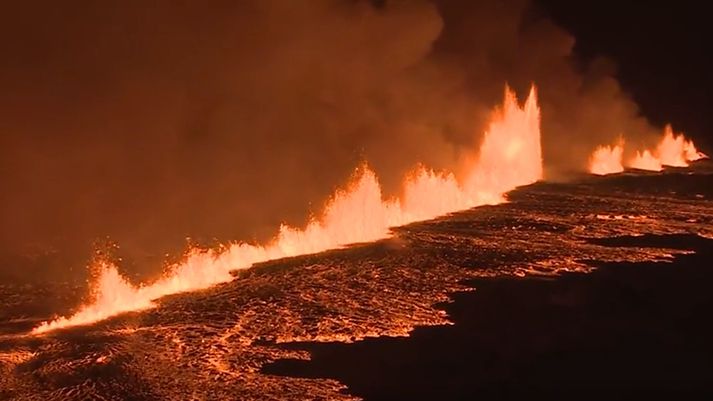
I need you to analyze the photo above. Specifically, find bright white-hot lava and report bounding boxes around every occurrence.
[655,125,706,167]
[588,125,707,175]
[33,86,542,334]
[588,143,624,175]
[629,150,662,172]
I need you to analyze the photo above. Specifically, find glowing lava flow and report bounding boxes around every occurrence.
[32,86,542,334]
[588,143,624,175]
[588,126,707,175]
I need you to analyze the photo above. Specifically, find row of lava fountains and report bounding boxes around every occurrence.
[33,84,707,335]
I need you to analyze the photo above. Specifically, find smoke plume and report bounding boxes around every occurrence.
[0,0,663,280]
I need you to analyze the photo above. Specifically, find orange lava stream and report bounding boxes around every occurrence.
[588,125,707,175]
[32,86,542,334]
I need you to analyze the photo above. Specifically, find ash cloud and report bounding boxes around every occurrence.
[0,0,659,280]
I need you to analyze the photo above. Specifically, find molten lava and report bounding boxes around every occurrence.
[629,150,662,172]
[588,125,707,175]
[656,125,706,167]
[588,143,624,175]
[33,86,542,334]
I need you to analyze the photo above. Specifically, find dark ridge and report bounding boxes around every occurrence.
[263,234,713,400]
[588,233,712,251]
[592,171,713,200]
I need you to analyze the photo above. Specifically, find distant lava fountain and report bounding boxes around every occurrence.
[588,142,624,175]
[588,125,707,175]
[629,150,663,172]
[33,86,542,334]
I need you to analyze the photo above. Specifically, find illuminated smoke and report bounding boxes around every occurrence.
[32,86,542,334]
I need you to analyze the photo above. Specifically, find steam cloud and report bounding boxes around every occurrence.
[0,0,663,280]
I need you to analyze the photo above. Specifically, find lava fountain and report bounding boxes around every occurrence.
[629,150,663,172]
[588,125,707,175]
[655,125,707,167]
[588,143,624,175]
[32,85,542,334]
[629,126,706,171]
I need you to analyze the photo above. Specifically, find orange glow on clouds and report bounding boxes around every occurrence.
[33,85,542,334]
